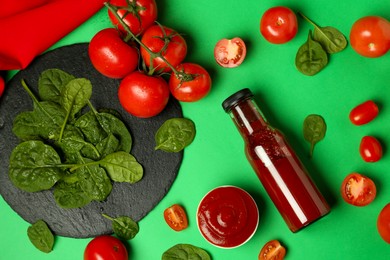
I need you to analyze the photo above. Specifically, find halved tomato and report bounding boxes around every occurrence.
[258,240,286,260]
[163,204,188,231]
[341,173,376,206]
[214,37,247,68]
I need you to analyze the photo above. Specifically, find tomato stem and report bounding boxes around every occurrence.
[105,2,192,79]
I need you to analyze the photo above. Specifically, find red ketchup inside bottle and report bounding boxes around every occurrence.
[222,88,330,232]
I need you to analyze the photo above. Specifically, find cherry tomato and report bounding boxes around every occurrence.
[118,71,170,118]
[169,63,211,102]
[108,0,157,36]
[349,100,379,125]
[258,240,286,260]
[141,25,187,72]
[0,75,4,97]
[350,16,390,58]
[377,203,390,244]
[360,136,383,162]
[164,204,188,231]
[84,235,128,260]
[214,37,247,68]
[341,173,376,207]
[260,6,298,44]
[88,28,139,79]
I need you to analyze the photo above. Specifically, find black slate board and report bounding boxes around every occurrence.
[0,43,183,238]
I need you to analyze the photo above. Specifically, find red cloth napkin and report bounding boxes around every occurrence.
[0,0,106,70]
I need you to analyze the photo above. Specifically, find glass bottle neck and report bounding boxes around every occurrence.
[229,98,268,138]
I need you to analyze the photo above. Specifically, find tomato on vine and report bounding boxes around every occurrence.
[88,28,139,79]
[169,63,212,102]
[108,0,157,36]
[118,71,170,118]
[84,235,128,260]
[141,25,187,72]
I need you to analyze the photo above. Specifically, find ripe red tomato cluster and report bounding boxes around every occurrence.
[350,16,390,58]
[88,0,212,118]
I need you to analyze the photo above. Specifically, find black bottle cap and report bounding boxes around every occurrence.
[222,88,254,113]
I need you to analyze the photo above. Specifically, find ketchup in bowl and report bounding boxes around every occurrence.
[196,186,259,248]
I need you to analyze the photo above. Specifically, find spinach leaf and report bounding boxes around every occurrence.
[102,214,139,240]
[313,26,347,54]
[295,30,328,76]
[13,80,66,140]
[57,125,100,161]
[27,220,54,253]
[74,111,107,145]
[58,78,92,141]
[299,12,347,54]
[9,141,65,192]
[155,118,196,152]
[95,112,132,153]
[100,152,143,183]
[54,178,92,209]
[303,114,327,158]
[38,69,75,104]
[76,157,112,201]
[162,244,211,260]
[96,134,120,159]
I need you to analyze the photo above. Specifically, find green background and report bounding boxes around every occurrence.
[2,0,390,259]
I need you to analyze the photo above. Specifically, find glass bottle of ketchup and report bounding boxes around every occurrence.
[222,88,330,232]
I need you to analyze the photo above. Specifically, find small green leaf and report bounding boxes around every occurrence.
[162,244,211,260]
[102,214,139,240]
[38,69,75,104]
[313,26,347,54]
[100,152,143,183]
[303,114,327,157]
[155,118,196,153]
[295,30,328,76]
[27,220,54,253]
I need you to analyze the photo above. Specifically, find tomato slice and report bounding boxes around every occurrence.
[340,173,376,206]
[214,37,247,68]
[377,203,390,244]
[359,136,383,162]
[349,100,379,125]
[258,240,286,260]
[164,204,188,231]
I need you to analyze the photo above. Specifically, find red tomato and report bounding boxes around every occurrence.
[169,63,211,102]
[84,235,128,260]
[349,100,379,125]
[108,0,157,36]
[118,71,169,118]
[88,28,139,79]
[377,203,390,244]
[214,37,247,68]
[258,240,286,260]
[141,25,187,72]
[341,173,376,206]
[0,75,4,97]
[164,204,188,231]
[350,16,390,58]
[260,6,298,44]
[360,136,383,162]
